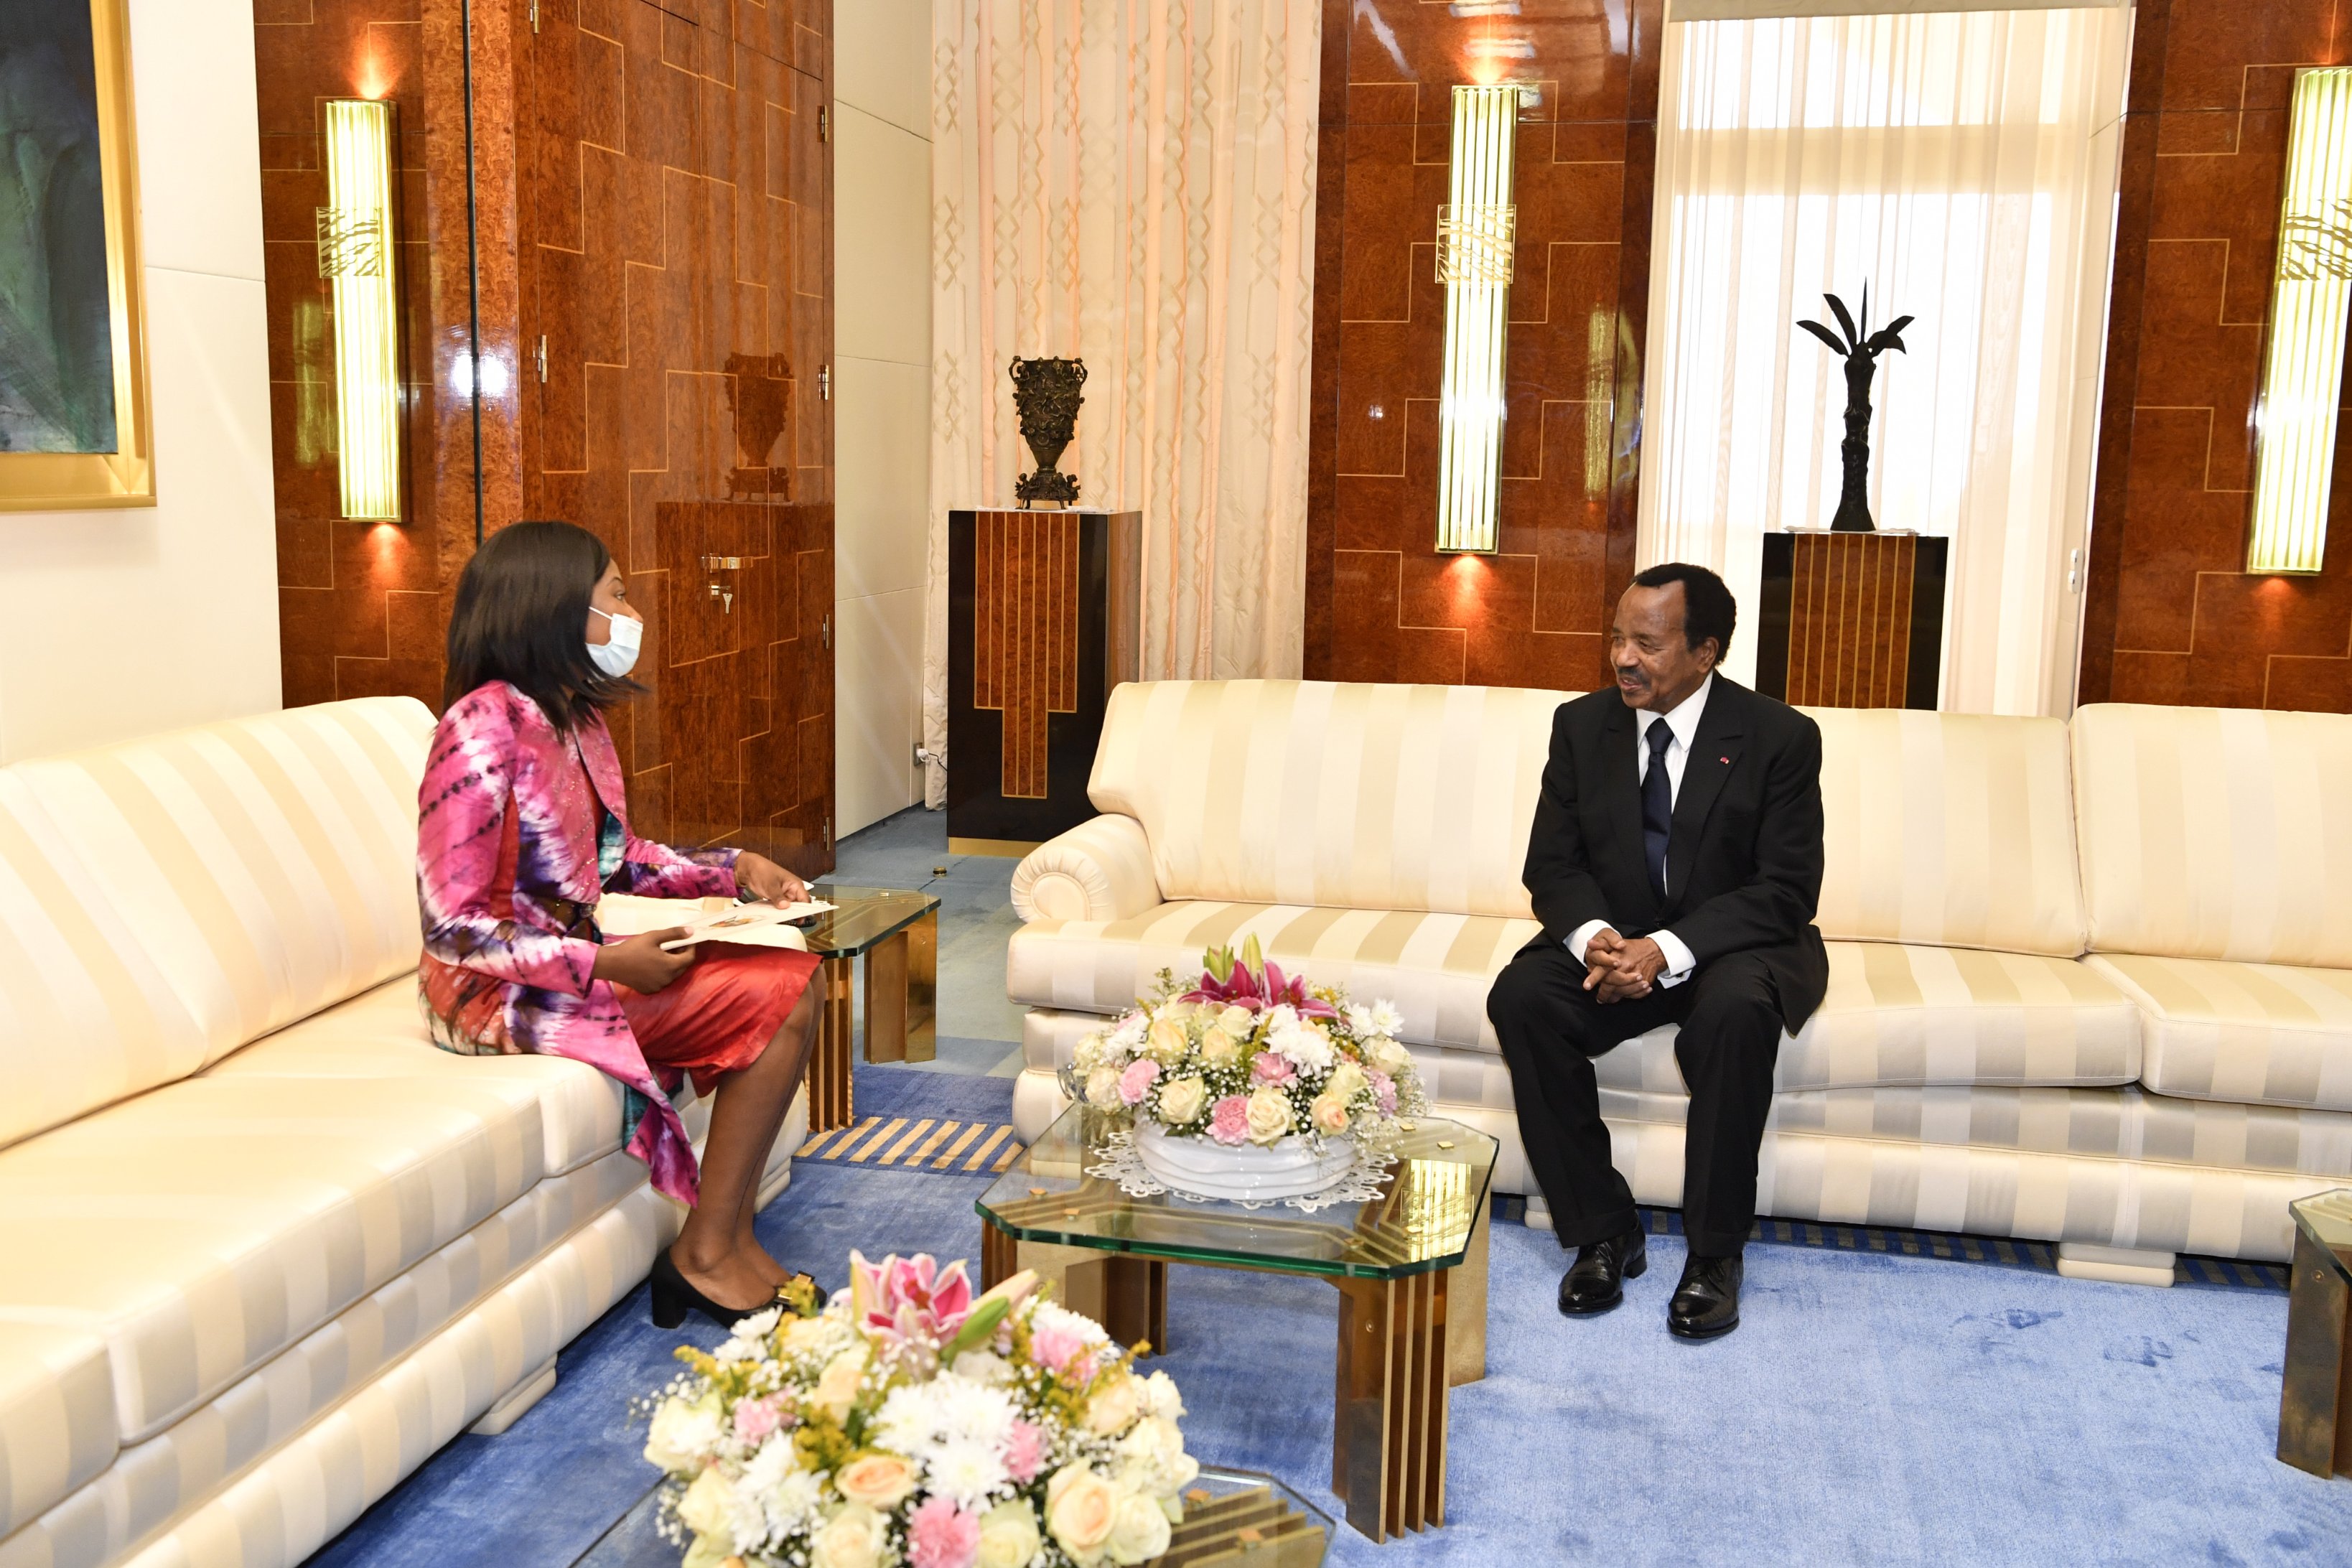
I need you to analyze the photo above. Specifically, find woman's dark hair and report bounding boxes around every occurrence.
[443,520,640,728]
[1630,561,1737,659]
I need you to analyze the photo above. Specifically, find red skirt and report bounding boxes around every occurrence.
[615,943,822,1096]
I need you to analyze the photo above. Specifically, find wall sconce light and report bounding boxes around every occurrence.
[2247,67,2352,574]
[1435,84,1523,556]
[318,98,403,522]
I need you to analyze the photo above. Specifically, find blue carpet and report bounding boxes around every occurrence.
[314,1119,2350,1567]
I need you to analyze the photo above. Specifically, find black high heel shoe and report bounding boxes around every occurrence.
[649,1247,779,1332]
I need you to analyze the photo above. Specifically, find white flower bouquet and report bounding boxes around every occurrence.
[640,1252,1198,1568]
[1069,938,1427,1167]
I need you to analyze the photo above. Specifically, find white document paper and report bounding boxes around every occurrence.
[596,893,831,951]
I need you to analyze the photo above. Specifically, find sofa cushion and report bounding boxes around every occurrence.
[3,697,436,1069]
[1595,1083,2352,1176]
[0,774,215,1152]
[1809,708,2086,956]
[2073,703,2352,966]
[205,976,627,1177]
[0,1323,117,1539]
[2086,953,2352,1111]
[1088,681,1569,919]
[1008,900,1542,1053]
[0,1071,541,1442]
[1582,946,2137,1092]
[1015,918,2136,1091]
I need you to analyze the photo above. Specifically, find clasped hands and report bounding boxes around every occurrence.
[1582,928,1667,1003]
[593,850,809,995]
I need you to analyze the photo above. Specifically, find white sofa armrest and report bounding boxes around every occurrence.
[1011,814,1161,923]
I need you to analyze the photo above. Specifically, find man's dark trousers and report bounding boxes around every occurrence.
[1488,941,1793,1258]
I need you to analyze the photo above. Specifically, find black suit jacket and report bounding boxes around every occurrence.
[1521,676,1830,1030]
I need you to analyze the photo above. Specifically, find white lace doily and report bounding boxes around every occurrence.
[1086,1129,1396,1214]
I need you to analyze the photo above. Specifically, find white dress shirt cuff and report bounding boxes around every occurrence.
[1651,929,1698,988]
[1566,918,1612,964]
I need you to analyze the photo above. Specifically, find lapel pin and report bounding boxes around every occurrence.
[1719,755,1730,764]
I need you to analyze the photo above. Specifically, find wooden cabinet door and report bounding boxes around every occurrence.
[514,0,834,873]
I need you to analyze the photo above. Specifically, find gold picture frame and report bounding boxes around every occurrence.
[0,0,153,510]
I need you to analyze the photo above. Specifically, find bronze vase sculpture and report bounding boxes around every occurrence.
[1797,286,1912,533]
[1009,356,1086,508]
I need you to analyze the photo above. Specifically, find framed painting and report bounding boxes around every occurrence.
[0,0,151,510]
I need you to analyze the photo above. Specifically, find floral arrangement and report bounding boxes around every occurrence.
[640,1252,1198,1568]
[1069,937,1426,1154]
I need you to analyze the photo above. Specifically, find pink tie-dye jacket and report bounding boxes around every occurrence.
[416,681,738,1204]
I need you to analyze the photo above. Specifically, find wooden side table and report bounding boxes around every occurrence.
[2281,1187,2352,1478]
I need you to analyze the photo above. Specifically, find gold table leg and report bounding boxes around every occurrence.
[907,907,937,1062]
[1331,1267,1450,1541]
[859,913,939,1066]
[979,1220,1168,1354]
[2279,1227,2352,1476]
[807,955,856,1133]
[866,932,908,1063]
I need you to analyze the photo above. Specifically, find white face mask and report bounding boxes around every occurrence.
[588,605,643,678]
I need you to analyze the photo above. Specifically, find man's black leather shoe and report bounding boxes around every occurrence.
[1557,1225,1647,1315]
[1667,1251,1742,1339]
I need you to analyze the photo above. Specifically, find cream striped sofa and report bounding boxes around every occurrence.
[1007,681,2352,1275]
[0,699,804,1568]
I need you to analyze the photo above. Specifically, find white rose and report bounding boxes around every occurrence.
[809,1503,890,1568]
[952,1348,1013,1386]
[1323,1063,1367,1103]
[1371,1037,1413,1075]
[1199,1026,1243,1065]
[676,1466,739,1551]
[812,1345,869,1422]
[1243,1085,1293,1146]
[1105,1488,1174,1564]
[976,1498,1044,1568]
[1155,1075,1208,1125]
[1138,1370,1186,1422]
[1085,1065,1126,1109]
[679,1534,734,1568]
[1086,1372,1144,1434]
[1144,1017,1190,1065]
[644,1394,722,1474]
[1046,1464,1121,1562]
[1217,1003,1256,1034]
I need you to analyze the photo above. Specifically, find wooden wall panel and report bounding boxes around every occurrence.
[1303,0,1666,691]
[516,0,835,872]
[260,0,834,874]
[2078,0,2352,712]
[256,0,457,710]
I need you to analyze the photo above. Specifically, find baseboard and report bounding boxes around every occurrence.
[2055,1242,2177,1288]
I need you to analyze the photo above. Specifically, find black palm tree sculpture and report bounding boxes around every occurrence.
[1797,286,1913,533]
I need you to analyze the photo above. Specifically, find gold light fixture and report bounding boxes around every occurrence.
[2248,67,2352,574]
[318,99,402,521]
[1435,85,1523,555]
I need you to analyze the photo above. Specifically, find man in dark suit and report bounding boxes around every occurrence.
[1488,562,1827,1339]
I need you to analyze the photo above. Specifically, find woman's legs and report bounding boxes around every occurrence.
[671,965,825,1309]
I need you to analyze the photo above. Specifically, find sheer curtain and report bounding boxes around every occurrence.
[1636,6,2130,714]
[924,0,1320,806]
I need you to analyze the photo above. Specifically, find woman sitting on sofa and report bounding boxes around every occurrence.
[416,519,824,1330]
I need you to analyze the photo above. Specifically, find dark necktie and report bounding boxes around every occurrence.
[1643,719,1675,902]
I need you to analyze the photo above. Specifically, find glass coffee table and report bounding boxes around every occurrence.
[977,1106,1498,1543]
[575,1464,1330,1567]
[2281,1187,2352,1478]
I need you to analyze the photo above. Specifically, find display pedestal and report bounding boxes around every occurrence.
[1755,531,1948,709]
[946,508,1140,851]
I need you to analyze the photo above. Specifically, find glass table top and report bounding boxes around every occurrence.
[977,1106,1498,1281]
[2291,1187,2352,1282]
[798,883,939,958]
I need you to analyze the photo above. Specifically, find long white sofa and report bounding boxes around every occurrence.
[1006,681,2352,1274]
[0,698,803,1568]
